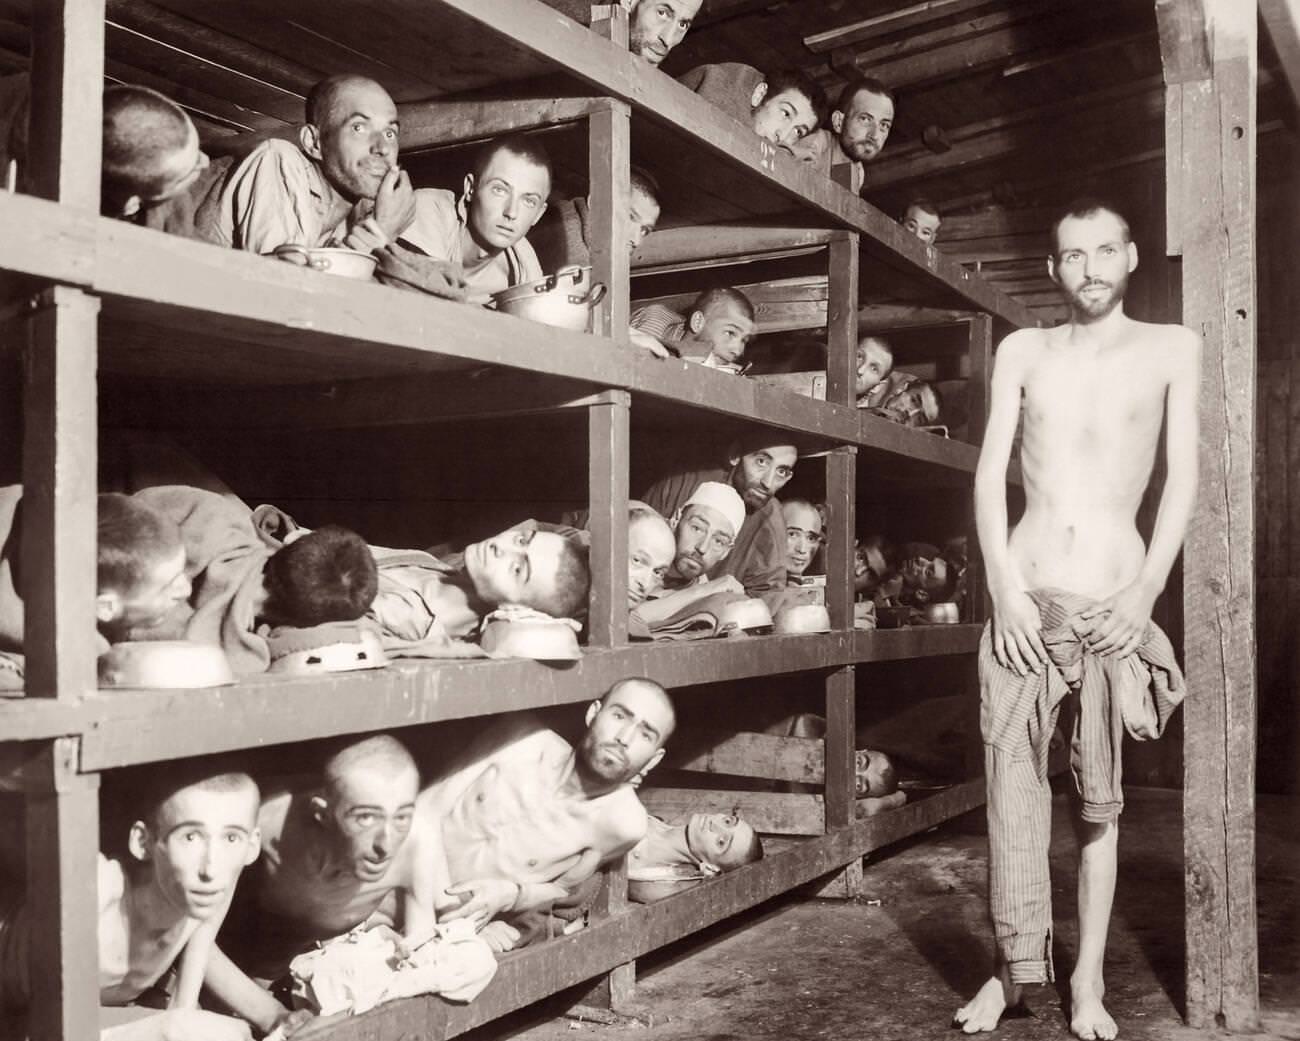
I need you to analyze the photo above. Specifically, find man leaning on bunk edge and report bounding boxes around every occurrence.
[957,198,1199,1041]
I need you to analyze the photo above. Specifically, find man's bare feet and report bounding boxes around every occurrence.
[954,967,1022,1034]
[1070,980,1117,1040]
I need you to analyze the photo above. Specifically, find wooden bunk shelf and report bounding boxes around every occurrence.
[0,626,983,769]
[298,778,986,1041]
[422,0,1036,327]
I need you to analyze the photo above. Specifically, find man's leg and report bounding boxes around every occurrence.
[1070,815,1118,1041]
[956,630,1054,1033]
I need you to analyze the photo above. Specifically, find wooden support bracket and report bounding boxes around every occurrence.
[21,738,100,1041]
[21,286,100,701]
[587,393,631,646]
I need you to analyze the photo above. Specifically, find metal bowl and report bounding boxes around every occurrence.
[98,640,234,689]
[274,244,378,280]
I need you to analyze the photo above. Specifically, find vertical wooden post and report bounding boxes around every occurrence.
[816,664,863,898]
[966,315,993,626]
[1159,0,1260,1030]
[587,392,630,646]
[28,0,104,209]
[22,286,100,700]
[586,100,632,338]
[579,859,635,1012]
[24,739,100,1041]
[825,231,860,408]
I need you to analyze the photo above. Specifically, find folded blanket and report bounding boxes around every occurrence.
[628,590,748,641]
[135,486,272,674]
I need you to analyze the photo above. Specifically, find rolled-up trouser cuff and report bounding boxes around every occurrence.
[1009,959,1051,986]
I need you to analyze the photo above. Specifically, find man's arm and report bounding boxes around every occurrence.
[227,142,325,255]
[974,331,1046,675]
[1083,328,1202,656]
[200,945,293,1036]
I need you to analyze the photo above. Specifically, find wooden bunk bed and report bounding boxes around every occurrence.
[0,3,1039,1039]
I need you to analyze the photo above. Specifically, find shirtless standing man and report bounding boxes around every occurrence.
[956,199,1199,1040]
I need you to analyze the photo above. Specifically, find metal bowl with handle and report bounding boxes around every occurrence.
[491,265,607,331]
[274,244,378,281]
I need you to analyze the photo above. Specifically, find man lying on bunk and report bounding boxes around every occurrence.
[625,0,702,68]
[367,520,590,652]
[0,76,210,231]
[0,488,193,686]
[399,134,549,306]
[629,287,756,372]
[408,678,676,951]
[856,335,895,406]
[627,810,763,903]
[902,198,942,245]
[782,498,825,580]
[200,74,417,258]
[0,764,266,1041]
[552,501,675,610]
[677,63,825,155]
[629,481,747,629]
[209,735,433,1034]
[795,77,894,191]
[627,504,677,609]
[640,434,796,606]
[532,166,662,272]
[128,486,378,675]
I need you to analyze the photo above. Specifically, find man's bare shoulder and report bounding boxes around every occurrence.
[599,787,650,845]
[1122,319,1201,372]
[991,326,1048,375]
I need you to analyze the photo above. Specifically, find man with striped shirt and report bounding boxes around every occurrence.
[957,199,1200,1040]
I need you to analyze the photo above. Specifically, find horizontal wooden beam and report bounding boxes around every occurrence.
[664,730,825,783]
[858,303,981,330]
[641,788,826,835]
[821,1,1059,90]
[863,75,1165,191]
[101,372,613,430]
[803,0,992,53]
[398,95,608,150]
[6,626,986,771]
[632,226,835,269]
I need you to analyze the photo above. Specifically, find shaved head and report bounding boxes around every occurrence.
[605,677,676,745]
[305,74,389,127]
[323,733,418,797]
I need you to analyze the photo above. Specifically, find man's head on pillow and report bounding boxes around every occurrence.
[261,525,379,628]
[464,522,590,618]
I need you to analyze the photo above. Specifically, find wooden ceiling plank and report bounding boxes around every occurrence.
[1259,0,1300,113]
[803,0,997,54]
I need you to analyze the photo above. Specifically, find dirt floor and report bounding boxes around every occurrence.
[474,788,1300,1041]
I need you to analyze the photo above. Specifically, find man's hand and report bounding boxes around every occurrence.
[701,576,745,597]
[159,1009,253,1041]
[629,328,672,358]
[1079,580,1156,658]
[274,1010,316,1039]
[479,920,522,953]
[440,878,520,928]
[371,166,416,241]
[991,587,1047,677]
[376,244,468,301]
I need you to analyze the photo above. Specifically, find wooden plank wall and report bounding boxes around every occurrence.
[1254,128,1300,795]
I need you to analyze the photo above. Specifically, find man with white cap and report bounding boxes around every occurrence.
[641,436,797,606]
[629,481,748,628]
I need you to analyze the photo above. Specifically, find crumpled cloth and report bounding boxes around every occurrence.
[288,921,496,1017]
[627,590,749,641]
